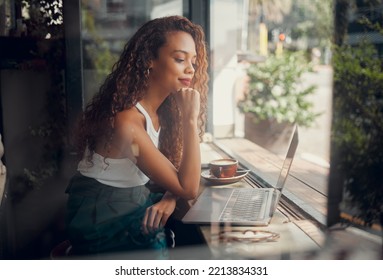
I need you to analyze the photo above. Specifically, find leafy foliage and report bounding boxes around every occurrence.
[21,0,63,38]
[332,41,383,225]
[82,8,119,79]
[237,51,319,127]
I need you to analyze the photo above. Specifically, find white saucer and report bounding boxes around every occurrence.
[201,169,249,185]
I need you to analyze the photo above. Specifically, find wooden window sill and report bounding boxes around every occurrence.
[203,138,329,227]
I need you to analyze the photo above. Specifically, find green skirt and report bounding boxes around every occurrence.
[65,173,168,257]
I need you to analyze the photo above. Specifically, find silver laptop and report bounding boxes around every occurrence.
[182,125,298,226]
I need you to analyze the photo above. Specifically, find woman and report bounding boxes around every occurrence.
[65,15,208,257]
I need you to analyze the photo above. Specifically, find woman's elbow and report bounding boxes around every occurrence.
[180,186,199,200]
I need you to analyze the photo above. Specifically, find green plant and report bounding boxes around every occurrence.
[82,8,119,83]
[332,40,383,227]
[237,51,319,127]
[330,0,383,229]
[21,0,63,39]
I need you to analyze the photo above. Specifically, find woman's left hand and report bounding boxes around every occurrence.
[141,192,177,235]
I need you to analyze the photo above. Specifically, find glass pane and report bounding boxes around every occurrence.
[210,0,333,223]
[210,0,333,162]
[210,0,245,139]
[81,0,185,104]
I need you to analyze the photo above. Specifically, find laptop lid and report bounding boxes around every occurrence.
[275,125,299,190]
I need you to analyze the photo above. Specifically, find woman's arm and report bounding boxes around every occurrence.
[176,113,201,199]
[141,191,177,234]
[115,88,201,233]
[117,88,201,201]
[142,106,201,233]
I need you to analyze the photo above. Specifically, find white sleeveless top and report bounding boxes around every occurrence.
[77,102,161,188]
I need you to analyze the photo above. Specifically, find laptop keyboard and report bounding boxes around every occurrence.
[219,188,268,222]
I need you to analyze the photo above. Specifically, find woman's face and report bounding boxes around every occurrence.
[149,31,197,94]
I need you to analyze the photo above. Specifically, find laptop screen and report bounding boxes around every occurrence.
[275,125,299,190]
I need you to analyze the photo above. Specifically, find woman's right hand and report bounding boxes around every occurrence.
[174,88,200,122]
[141,192,177,235]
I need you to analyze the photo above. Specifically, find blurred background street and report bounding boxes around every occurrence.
[298,65,333,167]
[232,64,333,168]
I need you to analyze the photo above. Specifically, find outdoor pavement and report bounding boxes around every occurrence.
[298,65,333,167]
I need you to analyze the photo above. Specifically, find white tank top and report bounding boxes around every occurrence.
[77,102,160,188]
[135,102,160,147]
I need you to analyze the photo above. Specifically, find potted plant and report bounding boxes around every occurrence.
[237,51,319,153]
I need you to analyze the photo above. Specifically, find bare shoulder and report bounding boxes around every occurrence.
[115,107,145,131]
[105,107,147,158]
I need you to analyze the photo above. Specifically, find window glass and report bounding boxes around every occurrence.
[210,0,333,222]
[81,0,185,104]
[210,0,245,139]
[210,0,333,162]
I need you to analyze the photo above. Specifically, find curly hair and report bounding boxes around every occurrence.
[75,15,209,168]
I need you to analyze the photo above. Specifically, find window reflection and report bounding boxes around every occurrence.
[81,0,184,103]
[210,0,333,168]
[209,0,333,225]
